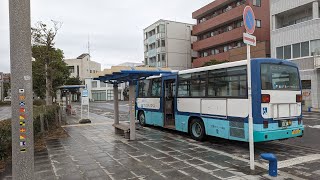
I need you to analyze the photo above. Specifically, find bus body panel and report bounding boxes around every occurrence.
[136,58,304,142]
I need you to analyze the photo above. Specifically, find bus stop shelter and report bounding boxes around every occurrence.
[93,66,172,140]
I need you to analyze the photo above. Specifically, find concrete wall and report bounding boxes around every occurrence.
[143,20,194,70]
[64,55,101,80]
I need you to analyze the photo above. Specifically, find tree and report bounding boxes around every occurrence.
[122,85,129,101]
[32,46,70,100]
[65,77,82,85]
[3,83,10,98]
[202,59,229,67]
[31,20,63,105]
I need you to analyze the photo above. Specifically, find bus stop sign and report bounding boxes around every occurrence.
[243,6,256,35]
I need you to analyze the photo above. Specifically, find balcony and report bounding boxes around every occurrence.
[147,49,157,57]
[193,41,268,67]
[147,35,156,44]
[193,4,245,36]
[193,27,245,51]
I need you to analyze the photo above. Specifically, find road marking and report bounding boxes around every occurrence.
[278,154,320,168]
[305,125,320,129]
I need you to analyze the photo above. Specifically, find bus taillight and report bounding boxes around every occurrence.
[296,94,302,102]
[298,118,302,125]
[261,94,270,103]
[263,120,268,129]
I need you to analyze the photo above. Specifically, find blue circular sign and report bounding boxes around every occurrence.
[243,6,256,34]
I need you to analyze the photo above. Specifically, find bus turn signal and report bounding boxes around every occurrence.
[296,95,302,102]
[261,94,270,103]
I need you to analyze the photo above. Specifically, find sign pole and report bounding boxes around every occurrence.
[9,0,34,179]
[247,44,255,170]
[243,5,256,171]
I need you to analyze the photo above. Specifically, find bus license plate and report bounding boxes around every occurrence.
[292,130,301,135]
[278,120,291,128]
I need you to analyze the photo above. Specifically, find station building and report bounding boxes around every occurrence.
[270,0,320,110]
[192,0,271,67]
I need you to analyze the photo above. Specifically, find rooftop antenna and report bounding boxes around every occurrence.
[87,34,91,60]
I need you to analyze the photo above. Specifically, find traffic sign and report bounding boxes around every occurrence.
[243,33,256,46]
[243,6,256,35]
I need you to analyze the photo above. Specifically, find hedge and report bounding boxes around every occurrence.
[0,105,61,161]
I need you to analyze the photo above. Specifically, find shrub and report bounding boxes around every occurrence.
[0,120,11,161]
[0,105,60,162]
[33,99,46,106]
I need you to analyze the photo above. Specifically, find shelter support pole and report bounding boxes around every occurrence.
[113,83,119,125]
[129,81,136,140]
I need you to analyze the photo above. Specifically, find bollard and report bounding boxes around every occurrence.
[261,153,277,177]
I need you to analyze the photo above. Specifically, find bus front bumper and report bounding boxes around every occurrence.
[254,127,304,142]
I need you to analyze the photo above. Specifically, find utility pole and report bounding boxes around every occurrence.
[9,0,34,179]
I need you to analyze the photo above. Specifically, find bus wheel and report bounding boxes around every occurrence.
[138,111,146,126]
[190,118,205,141]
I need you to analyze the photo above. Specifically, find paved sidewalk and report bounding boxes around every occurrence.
[0,106,11,121]
[1,111,310,179]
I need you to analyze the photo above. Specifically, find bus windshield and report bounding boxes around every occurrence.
[261,64,300,91]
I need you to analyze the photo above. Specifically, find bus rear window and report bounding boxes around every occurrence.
[261,64,300,91]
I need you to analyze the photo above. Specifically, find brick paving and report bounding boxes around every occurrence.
[2,104,320,179]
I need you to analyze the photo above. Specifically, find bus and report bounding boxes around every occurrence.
[136,58,304,142]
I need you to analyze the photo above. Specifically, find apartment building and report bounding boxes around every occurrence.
[143,19,197,70]
[64,53,101,81]
[192,0,270,67]
[270,0,320,110]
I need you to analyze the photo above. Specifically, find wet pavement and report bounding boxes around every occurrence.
[1,102,320,179]
[0,106,11,121]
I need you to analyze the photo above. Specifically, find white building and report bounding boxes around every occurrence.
[143,19,197,70]
[64,53,101,80]
[270,0,320,110]
[84,78,125,101]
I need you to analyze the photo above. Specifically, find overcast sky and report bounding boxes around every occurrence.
[0,0,213,73]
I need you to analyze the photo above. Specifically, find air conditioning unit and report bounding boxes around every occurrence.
[314,48,320,69]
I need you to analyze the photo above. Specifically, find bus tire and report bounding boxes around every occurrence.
[138,111,146,126]
[189,118,206,141]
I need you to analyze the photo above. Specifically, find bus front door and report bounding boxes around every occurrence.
[164,79,175,129]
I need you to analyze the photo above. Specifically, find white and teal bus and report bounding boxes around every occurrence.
[136,58,304,142]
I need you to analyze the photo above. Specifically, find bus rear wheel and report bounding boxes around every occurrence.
[138,111,146,126]
[190,118,205,141]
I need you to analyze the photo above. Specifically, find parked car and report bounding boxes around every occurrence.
[3,97,11,102]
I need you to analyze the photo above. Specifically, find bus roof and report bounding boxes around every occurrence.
[179,60,247,75]
[179,58,296,75]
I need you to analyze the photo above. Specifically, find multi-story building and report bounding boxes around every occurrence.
[64,53,101,81]
[270,0,320,110]
[143,19,197,70]
[192,0,270,67]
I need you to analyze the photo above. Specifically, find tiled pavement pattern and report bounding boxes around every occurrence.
[1,106,320,179]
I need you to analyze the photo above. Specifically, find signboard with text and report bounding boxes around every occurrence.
[243,33,256,46]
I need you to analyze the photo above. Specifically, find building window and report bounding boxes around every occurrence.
[256,20,261,28]
[301,41,310,57]
[292,43,301,58]
[311,39,320,55]
[253,0,261,7]
[284,45,291,59]
[161,39,165,47]
[159,24,165,33]
[100,82,106,87]
[276,47,284,59]
[68,66,75,73]
[302,80,311,89]
[92,81,97,88]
